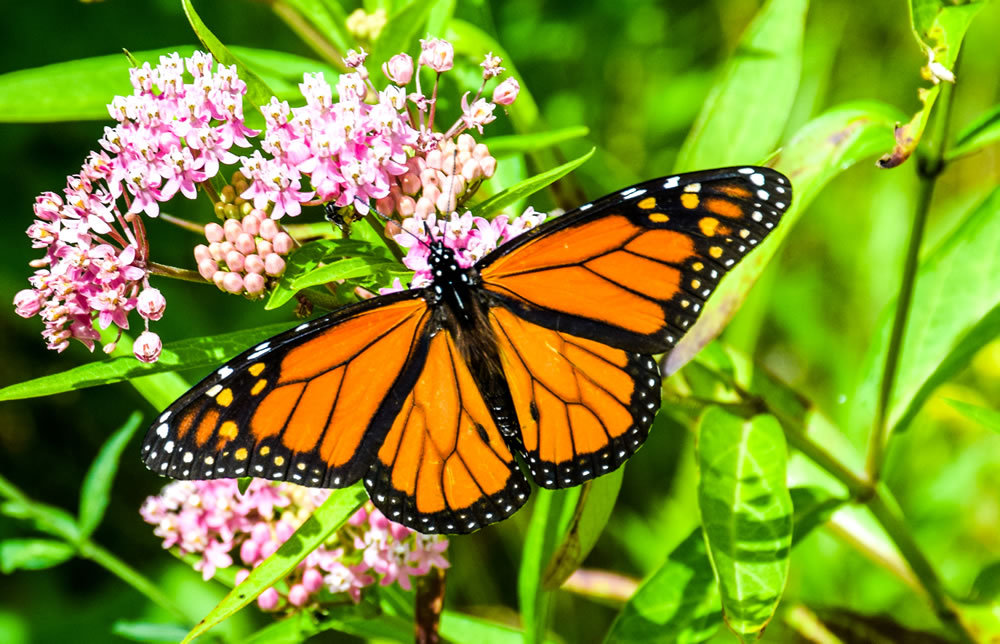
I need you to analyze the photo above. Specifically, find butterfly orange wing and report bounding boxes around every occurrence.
[364,329,529,533]
[142,292,432,489]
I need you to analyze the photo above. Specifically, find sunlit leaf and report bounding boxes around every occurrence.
[944,398,1000,434]
[789,486,846,546]
[948,104,1000,161]
[181,484,367,643]
[0,539,75,573]
[483,126,590,158]
[697,408,792,642]
[78,411,144,538]
[111,621,192,644]
[280,0,354,56]
[674,0,806,172]
[370,1,435,74]
[469,147,595,219]
[604,527,722,643]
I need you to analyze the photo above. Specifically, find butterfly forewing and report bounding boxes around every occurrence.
[477,166,789,354]
[142,292,432,488]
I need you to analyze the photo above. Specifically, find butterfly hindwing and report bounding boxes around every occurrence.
[142,292,432,489]
[365,329,530,533]
[487,306,661,489]
[478,166,789,354]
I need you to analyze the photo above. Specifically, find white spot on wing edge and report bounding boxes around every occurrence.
[205,384,223,397]
[663,176,680,189]
[159,411,171,423]
[738,167,755,174]
[623,188,647,200]
[217,365,234,379]
[757,189,770,200]
[295,322,310,332]
[579,203,593,211]
[254,341,271,352]
[156,423,169,438]
[750,172,765,186]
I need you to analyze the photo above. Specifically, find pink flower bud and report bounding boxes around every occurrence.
[13,289,41,318]
[375,195,396,217]
[212,271,226,289]
[349,506,368,526]
[473,143,489,159]
[240,539,260,565]
[422,185,441,206]
[401,172,421,195]
[241,214,260,237]
[198,259,219,281]
[244,272,266,296]
[244,254,265,274]
[425,149,442,171]
[251,523,271,544]
[222,272,244,294]
[102,342,117,355]
[220,241,235,256]
[205,222,224,243]
[419,38,454,73]
[264,254,286,277]
[436,191,457,215]
[389,521,410,540]
[235,569,251,585]
[235,233,256,255]
[257,587,280,611]
[272,233,293,255]
[225,250,245,272]
[288,584,310,607]
[382,53,413,85]
[492,77,520,105]
[136,288,166,321]
[194,244,211,263]
[458,133,476,151]
[259,218,278,241]
[398,196,416,216]
[275,520,295,542]
[259,539,279,560]
[208,242,224,261]
[302,568,324,592]
[223,218,242,242]
[481,156,497,177]
[134,331,162,363]
[415,197,435,218]
[462,158,482,181]
[256,239,273,256]
[406,156,425,173]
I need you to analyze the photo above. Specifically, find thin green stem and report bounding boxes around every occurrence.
[866,80,956,483]
[78,541,190,622]
[158,212,208,234]
[148,261,208,283]
[271,1,347,71]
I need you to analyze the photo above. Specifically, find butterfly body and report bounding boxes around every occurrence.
[143,166,790,533]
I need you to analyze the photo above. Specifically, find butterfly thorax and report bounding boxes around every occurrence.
[427,242,478,327]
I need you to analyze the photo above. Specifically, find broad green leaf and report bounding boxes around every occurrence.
[518,487,580,644]
[667,101,902,374]
[370,1,435,74]
[697,408,792,642]
[470,147,595,220]
[290,257,402,292]
[182,0,275,119]
[850,187,1000,440]
[674,0,806,172]
[181,483,368,643]
[945,398,1000,434]
[441,611,549,644]
[604,528,722,644]
[0,323,290,401]
[970,561,1000,602]
[280,0,354,57]
[483,126,590,159]
[542,469,624,590]
[948,104,1000,161]
[0,539,75,573]
[0,474,81,543]
[789,486,846,546]
[880,0,985,167]
[111,622,192,644]
[78,411,144,538]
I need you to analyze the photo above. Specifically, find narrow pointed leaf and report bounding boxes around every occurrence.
[945,399,1000,434]
[78,411,144,538]
[697,408,793,642]
[483,126,591,158]
[470,147,595,219]
[0,539,75,573]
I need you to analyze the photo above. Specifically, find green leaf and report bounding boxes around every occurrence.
[948,104,1000,161]
[181,0,275,118]
[280,0,354,55]
[604,527,722,644]
[181,483,368,643]
[970,561,1000,602]
[850,187,1000,440]
[542,469,624,590]
[369,1,435,74]
[0,539,75,573]
[789,486,846,546]
[674,0,806,172]
[469,147,595,220]
[697,408,792,642]
[229,46,340,102]
[78,411,144,538]
[945,399,1000,434]
[426,0,456,38]
[111,622,192,644]
[518,487,580,644]
[0,323,290,401]
[0,474,82,543]
[441,611,546,644]
[266,238,402,310]
[666,101,903,374]
[482,126,591,159]
[880,0,985,167]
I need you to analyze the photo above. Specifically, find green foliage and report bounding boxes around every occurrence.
[2,0,1000,642]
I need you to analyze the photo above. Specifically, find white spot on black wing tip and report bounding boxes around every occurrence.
[164,441,175,453]
[738,167,754,174]
[663,176,680,189]
[757,189,770,200]
[159,411,171,422]
[217,366,234,379]
[621,187,638,196]
[624,188,647,200]
[579,203,593,211]
[206,384,223,397]
[156,423,169,438]
[295,322,310,332]
[750,172,765,186]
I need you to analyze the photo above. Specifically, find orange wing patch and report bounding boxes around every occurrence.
[364,331,530,533]
[141,294,431,489]
[489,306,661,489]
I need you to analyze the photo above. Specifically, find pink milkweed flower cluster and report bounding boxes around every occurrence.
[140,480,449,610]
[381,206,547,295]
[196,208,295,298]
[14,51,256,360]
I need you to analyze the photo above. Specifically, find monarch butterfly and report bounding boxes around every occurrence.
[142,166,790,534]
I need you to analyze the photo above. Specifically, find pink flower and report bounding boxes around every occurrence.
[382,53,413,85]
[13,289,41,318]
[134,330,162,363]
[460,94,496,133]
[481,52,505,79]
[195,539,234,581]
[136,288,166,321]
[257,587,280,611]
[492,78,520,106]
[419,38,454,73]
[343,48,368,70]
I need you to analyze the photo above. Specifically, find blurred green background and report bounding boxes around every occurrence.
[1,1,999,642]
